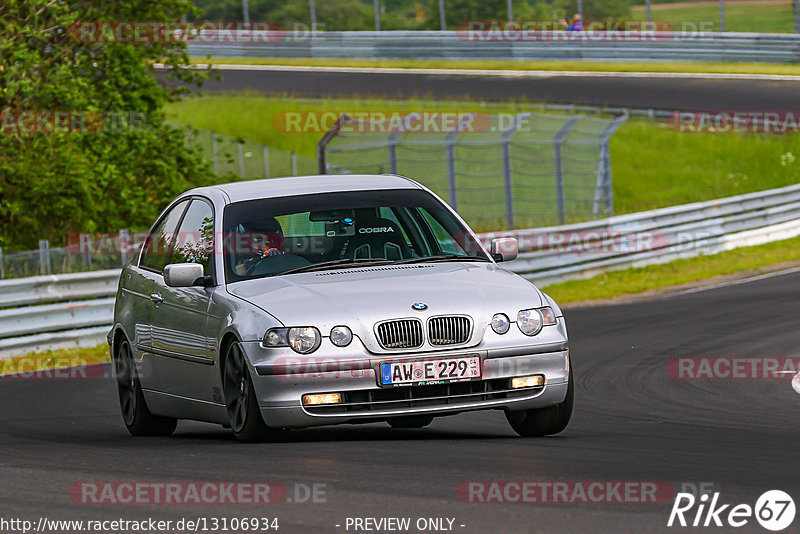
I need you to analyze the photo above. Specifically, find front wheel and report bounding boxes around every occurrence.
[115,339,177,437]
[505,366,573,437]
[223,341,283,443]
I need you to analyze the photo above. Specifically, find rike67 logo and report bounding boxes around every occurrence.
[668,490,795,531]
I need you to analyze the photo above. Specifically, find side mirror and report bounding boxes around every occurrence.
[163,263,205,287]
[490,237,518,262]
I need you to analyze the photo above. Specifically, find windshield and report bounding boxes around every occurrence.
[222,188,490,282]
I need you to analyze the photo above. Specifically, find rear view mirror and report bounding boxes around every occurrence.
[491,237,519,262]
[163,263,205,287]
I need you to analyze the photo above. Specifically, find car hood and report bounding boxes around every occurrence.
[227,262,543,353]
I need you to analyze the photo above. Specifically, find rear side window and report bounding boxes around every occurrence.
[171,199,215,275]
[140,199,189,272]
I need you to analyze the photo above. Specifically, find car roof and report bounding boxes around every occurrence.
[186,174,423,204]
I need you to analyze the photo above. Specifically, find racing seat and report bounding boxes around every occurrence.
[342,217,412,260]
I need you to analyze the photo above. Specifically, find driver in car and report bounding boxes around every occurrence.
[235,218,285,276]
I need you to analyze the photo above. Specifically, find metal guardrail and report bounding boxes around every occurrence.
[0,271,120,358]
[188,30,800,63]
[479,183,800,286]
[4,183,800,357]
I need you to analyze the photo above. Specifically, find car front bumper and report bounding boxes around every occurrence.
[242,334,570,428]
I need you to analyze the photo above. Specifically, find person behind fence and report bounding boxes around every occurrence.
[560,13,583,31]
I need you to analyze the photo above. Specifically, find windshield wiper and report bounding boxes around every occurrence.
[274,258,397,276]
[393,254,491,265]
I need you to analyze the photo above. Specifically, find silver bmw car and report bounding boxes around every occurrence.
[109,174,572,442]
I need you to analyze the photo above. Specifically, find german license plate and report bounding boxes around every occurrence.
[380,356,481,387]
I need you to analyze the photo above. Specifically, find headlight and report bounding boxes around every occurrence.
[516,307,557,336]
[263,328,287,347]
[517,309,544,336]
[287,327,321,354]
[329,326,353,347]
[491,313,510,334]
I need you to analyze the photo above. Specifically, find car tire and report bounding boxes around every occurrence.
[115,339,177,437]
[387,415,434,429]
[223,341,283,443]
[505,366,573,437]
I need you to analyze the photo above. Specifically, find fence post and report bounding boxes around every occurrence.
[645,0,652,24]
[501,113,527,229]
[593,111,628,217]
[38,240,51,275]
[79,233,92,269]
[444,132,459,211]
[438,0,446,30]
[263,145,270,178]
[237,141,245,177]
[119,228,130,266]
[0,247,4,279]
[387,129,401,174]
[718,0,726,31]
[553,116,582,225]
[794,0,800,34]
[186,126,193,147]
[317,114,352,174]
[291,152,298,176]
[211,131,219,173]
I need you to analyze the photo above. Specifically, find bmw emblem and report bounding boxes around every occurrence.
[412,302,428,311]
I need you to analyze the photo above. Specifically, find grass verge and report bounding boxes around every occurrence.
[542,233,800,304]
[164,94,800,217]
[190,57,800,76]
[632,0,797,34]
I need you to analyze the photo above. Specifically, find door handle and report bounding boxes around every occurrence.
[149,293,164,304]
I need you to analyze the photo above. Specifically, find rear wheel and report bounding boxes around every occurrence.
[388,415,434,429]
[505,366,573,437]
[223,341,282,442]
[115,339,177,436]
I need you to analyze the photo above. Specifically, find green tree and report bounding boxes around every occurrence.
[0,0,215,248]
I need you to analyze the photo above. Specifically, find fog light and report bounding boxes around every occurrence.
[511,375,545,388]
[302,393,343,406]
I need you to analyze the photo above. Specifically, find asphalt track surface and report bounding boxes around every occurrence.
[3,270,800,533]
[201,66,800,111]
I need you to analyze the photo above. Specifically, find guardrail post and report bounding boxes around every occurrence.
[263,145,270,178]
[38,240,51,275]
[501,113,527,229]
[211,131,219,173]
[237,141,245,177]
[553,116,582,225]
